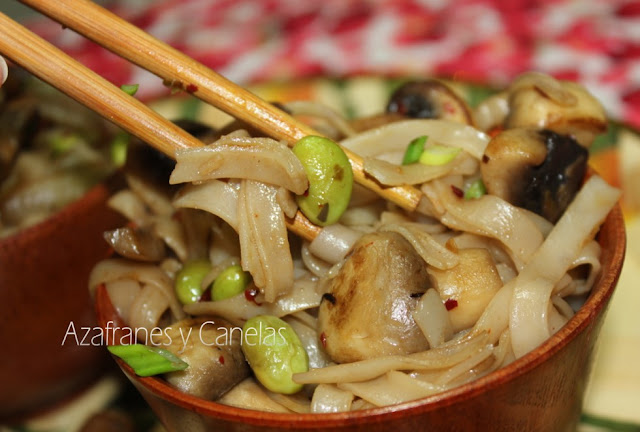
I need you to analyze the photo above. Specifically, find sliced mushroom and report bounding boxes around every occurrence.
[317,231,430,363]
[505,73,607,147]
[426,248,503,333]
[103,226,167,262]
[155,316,250,401]
[386,80,473,125]
[481,128,588,222]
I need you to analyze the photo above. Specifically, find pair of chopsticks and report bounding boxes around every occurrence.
[0,0,424,241]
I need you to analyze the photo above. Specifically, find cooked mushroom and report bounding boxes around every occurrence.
[103,226,166,262]
[481,128,588,222]
[317,231,430,363]
[154,316,250,401]
[505,73,607,147]
[386,80,473,125]
[427,248,503,333]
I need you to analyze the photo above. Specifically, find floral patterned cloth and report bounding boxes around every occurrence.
[29,0,640,127]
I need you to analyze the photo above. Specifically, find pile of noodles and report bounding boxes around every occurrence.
[89,76,620,413]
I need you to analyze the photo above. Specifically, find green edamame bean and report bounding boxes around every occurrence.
[292,135,353,226]
[211,264,252,301]
[175,259,211,305]
[242,315,309,394]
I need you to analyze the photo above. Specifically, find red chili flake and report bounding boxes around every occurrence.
[199,289,211,302]
[244,288,262,306]
[451,185,464,198]
[186,83,198,93]
[482,154,490,163]
[444,298,458,311]
[319,332,327,349]
[442,101,456,114]
[218,355,225,365]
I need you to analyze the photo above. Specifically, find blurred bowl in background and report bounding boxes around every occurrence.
[0,176,125,421]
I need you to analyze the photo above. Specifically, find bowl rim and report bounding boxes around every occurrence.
[95,203,626,427]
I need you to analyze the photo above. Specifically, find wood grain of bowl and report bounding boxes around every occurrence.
[94,202,625,432]
[0,176,125,422]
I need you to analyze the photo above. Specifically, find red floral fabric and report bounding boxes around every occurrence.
[28,0,640,126]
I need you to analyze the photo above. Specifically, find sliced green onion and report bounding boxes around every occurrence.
[120,84,140,96]
[107,344,188,377]
[49,132,80,156]
[402,135,427,165]
[419,144,461,166]
[464,179,487,200]
[110,131,129,167]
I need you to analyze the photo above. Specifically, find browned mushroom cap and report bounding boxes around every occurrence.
[505,73,607,148]
[155,316,250,401]
[481,128,588,223]
[386,80,473,125]
[317,231,430,363]
[103,226,166,262]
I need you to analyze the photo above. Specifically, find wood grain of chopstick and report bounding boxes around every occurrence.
[18,0,425,215]
[0,11,319,241]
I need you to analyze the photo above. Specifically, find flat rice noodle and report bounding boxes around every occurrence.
[285,315,332,370]
[152,216,188,262]
[218,378,292,413]
[412,288,453,348]
[340,119,490,160]
[184,273,323,325]
[126,173,175,217]
[173,179,239,230]
[362,157,458,186]
[509,277,556,358]
[170,136,308,194]
[237,180,293,302]
[105,279,141,323]
[107,189,150,224]
[283,100,357,138]
[434,343,495,386]
[293,332,489,385]
[429,179,544,269]
[308,223,362,265]
[338,371,442,407]
[89,258,185,321]
[380,222,459,269]
[311,384,354,413]
[471,175,620,349]
[127,283,169,336]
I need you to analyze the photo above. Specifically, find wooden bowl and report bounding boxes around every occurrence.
[94,203,626,432]
[0,176,125,422]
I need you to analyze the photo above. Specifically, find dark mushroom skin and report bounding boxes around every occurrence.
[481,128,588,223]
[103,226,167,262]
[155,317,250,401]
[386,80,473,125]
[317,231,430,363]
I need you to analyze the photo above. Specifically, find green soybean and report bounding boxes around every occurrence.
[211,264,252,301]
[242,315,309,394]
[175,259,211,305]
[292,135,353,226]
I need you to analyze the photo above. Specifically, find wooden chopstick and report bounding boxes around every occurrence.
[0,11,319,241]
[18,0,425,215]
